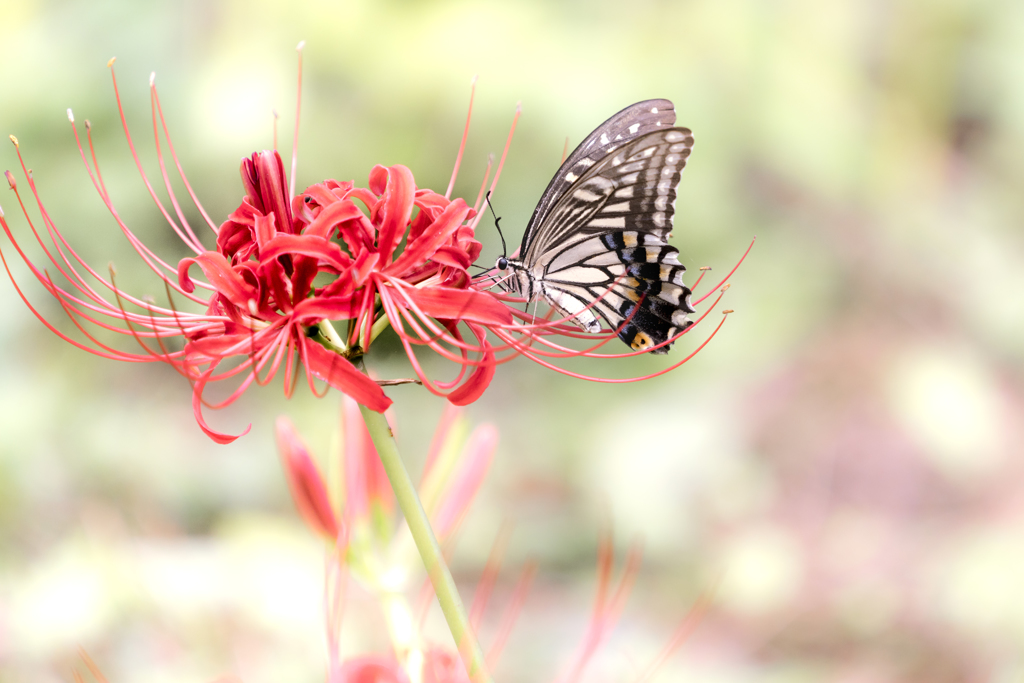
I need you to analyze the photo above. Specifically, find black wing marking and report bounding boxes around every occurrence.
[523,126,694,263]
[519,99,677,255]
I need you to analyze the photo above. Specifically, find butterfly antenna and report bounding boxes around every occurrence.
[485,191,508,257]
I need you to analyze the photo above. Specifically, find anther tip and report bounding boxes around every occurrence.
[107,56,116,68]
[5,170,16,187]
[722,309,734,314]
[85,119,92,130]
[515,101,522,113]
[470,74,478,86]
[272,108,279,119]
[699,266,711,271]
[67,108,74,123]
[296,40,306,51]
[149,72,156,86]
[9,135,19,147]
[720,283,731,292]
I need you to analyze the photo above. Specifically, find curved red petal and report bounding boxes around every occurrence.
[302,182,341,207]
[290,254,319,308]
[185,332,256,357]
[259,257,294,313]
[291,294,364,322]
[431,245,473,270]
[302,199,365,239]
[389,198,470,276]
[255,150,294,233]
[254,211,277,249]
[216,213,255,260]
[441,268,471,289]
[351,250,381,287]
[260,233,353,271]
[177,258,199,293]
[410,188,451,240]
[374,165,416,265]
[446,332,495,406]
[396,286,513,327]
[191,370,252,444]
[302,339,392,412]
[368,164,389,196]
[178,252,257,307]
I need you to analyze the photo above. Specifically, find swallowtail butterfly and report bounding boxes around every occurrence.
[496,99,695,354]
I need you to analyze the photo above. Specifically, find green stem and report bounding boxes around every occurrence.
[368,311,392,346]
[316,319,348,353]
[355,386,492,683]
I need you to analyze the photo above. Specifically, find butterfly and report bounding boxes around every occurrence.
[495,99,696,354]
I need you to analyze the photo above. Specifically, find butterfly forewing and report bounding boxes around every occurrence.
[523,127,694,263]
[520,99,677,254]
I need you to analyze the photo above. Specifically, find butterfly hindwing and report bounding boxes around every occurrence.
[539,230,695,354]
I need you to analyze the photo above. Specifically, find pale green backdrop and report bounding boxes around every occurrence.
[2,1,1023,682]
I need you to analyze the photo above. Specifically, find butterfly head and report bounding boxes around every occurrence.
[491,255,532,298]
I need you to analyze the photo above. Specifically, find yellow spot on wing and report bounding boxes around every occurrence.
[631,331,653,350]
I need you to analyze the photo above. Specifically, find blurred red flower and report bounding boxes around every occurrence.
[275,399,497,549]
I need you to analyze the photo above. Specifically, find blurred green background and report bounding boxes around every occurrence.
[2,0,1023,681]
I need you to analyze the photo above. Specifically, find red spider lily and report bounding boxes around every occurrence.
[0,52,515,444]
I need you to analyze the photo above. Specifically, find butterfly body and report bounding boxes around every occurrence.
[497,99,696,354]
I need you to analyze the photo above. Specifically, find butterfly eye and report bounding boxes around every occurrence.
[496,257,508,271]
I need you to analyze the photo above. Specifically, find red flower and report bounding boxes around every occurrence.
[0,56,513,443]
[315,524,707,683]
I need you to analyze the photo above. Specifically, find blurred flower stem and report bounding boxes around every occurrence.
[355,360,492,683]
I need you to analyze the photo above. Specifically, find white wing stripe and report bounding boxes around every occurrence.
[587,216,627,229]
[601,201,631,213]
